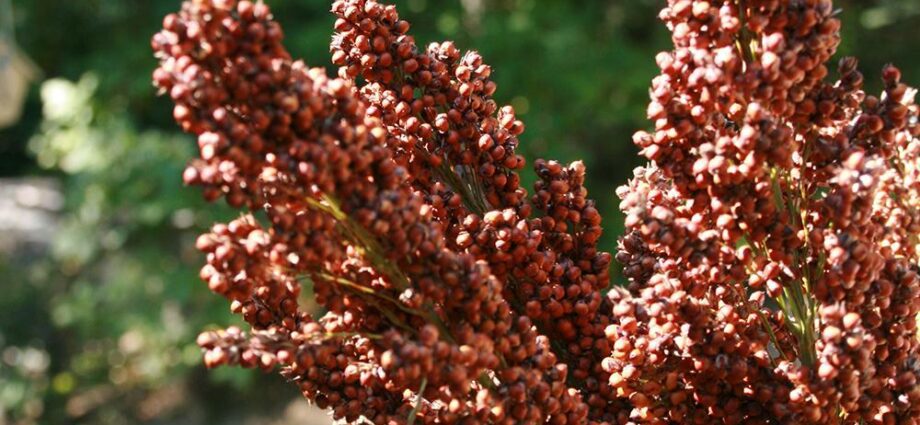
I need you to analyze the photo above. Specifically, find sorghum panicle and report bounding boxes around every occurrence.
[606,0,920,423]
[153,0,920,423]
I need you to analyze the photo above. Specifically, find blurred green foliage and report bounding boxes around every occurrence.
[0,0,918,424]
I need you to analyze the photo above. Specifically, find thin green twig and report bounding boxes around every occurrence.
[407,378,428,425]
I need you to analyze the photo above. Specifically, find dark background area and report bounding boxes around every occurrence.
[0,0,917,423]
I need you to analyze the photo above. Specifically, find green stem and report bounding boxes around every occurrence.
[734,280,787,364]
[767,170,819,366]
[312,272,424,318]
[305,193,497,387]
[306,195,411,290]
[429,153,488,214]
[407,378,427,425]
[736,0,758,65]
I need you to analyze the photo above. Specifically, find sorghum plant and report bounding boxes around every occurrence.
[151,0,920,423]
